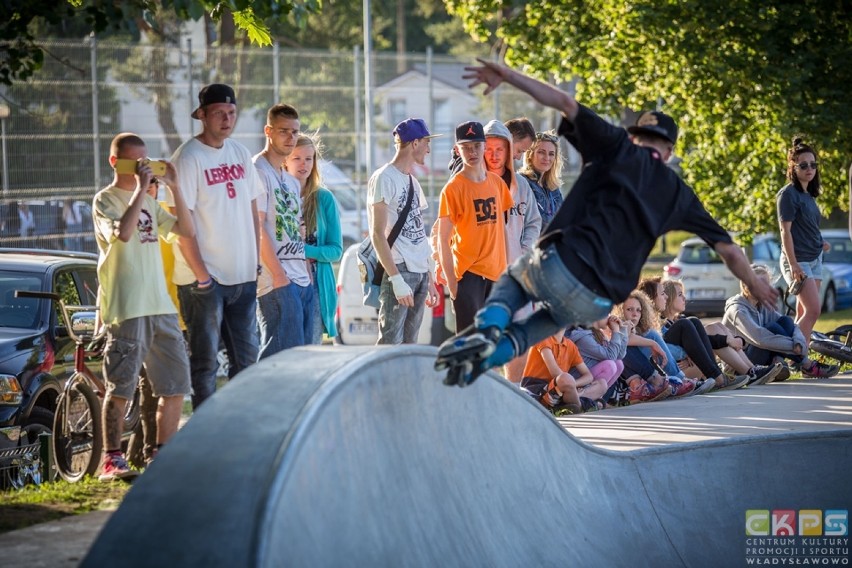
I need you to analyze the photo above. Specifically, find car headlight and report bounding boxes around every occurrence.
[0,375,23,406]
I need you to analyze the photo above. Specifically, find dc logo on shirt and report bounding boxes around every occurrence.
[474,197,496,223]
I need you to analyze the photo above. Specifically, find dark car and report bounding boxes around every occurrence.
[0,249,99,482]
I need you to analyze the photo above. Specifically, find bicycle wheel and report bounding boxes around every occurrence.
[52,378,103,482]
[810,335,852,366]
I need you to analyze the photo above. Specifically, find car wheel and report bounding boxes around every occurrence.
[823,284,836,313]
[22,406,53,444]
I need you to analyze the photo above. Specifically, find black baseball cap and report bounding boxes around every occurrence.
[627,111,678,145]
[191,84,237,119]
[455,121,485,143]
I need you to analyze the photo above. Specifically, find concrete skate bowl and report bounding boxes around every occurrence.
[84,345,852,567]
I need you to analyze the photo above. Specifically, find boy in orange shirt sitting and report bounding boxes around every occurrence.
[520,328,607,415]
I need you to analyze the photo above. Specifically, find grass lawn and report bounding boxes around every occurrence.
[814,307,852,333]
[0,476,130,533]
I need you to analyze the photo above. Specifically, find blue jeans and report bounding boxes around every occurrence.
[309,278,323,345]
[178,280,259,409]
[257,282,315,359]
[484,244,613,356]
[745,316,802,365]
[378,264,429,345]
[622,330,685,379]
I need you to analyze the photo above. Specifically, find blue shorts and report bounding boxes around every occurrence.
[780,252,823,285]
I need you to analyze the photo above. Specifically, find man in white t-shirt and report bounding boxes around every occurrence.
[254,103,314,358]
[93,132,193,480]
[169,83,264,409]
[367,118,440,344]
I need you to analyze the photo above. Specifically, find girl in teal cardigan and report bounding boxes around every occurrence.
[285,134,343,343]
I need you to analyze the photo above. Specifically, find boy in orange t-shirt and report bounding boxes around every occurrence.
[437,121,513,331]
[521,328,601,414]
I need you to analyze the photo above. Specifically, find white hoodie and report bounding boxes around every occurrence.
[483,120,542,263]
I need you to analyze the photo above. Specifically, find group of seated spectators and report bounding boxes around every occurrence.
[517,268,839,415]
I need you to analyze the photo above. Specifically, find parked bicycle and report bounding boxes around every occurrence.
[14,290,140,482]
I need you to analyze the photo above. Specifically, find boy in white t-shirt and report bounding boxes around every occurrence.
[93,132,193,480]
[169,84,264,409]
[254,103,314,357]
[367,119,440,344]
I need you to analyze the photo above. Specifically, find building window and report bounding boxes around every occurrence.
[389,99,407,126]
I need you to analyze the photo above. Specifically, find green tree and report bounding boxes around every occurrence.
[0,0,319,85]
[446,0,852,236]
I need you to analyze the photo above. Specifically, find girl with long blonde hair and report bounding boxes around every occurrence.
[284,134,343,344]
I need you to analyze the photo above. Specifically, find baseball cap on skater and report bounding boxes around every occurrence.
[393,118,442,143]
[191,84,237,119]
[455,121,486,143]
[627,110,678,145]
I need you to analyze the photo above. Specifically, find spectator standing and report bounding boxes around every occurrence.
[777,136,829,352]
[367,118,440,344]
[254,104,314,357]
[284,134,343,344]
[92,133,193,480]
[519,131,564,227]
[170,84,264,408]
[483,119,541,381]
[18,202,34,238]
[438,121,513,331]
[504,117,536,164]
[63,198,84,251]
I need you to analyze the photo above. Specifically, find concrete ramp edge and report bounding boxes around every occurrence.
[83,345,852,568]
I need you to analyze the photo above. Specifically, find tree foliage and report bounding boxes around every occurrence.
[1,0,320,85]
[446,0,852,235]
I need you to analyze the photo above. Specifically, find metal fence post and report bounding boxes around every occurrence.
[362,0,373,177]
[273,42,280,100]
[91,34,100,191]
[188,38,194,137]
[39,432,55,483]
[353,45,363,232]
[426,46,434,198]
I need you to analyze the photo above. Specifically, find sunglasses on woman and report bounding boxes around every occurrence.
[796,161,818,171]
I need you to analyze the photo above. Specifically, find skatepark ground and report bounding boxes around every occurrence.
[2,370,851,567]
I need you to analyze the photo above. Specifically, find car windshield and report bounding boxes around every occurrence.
[678,243,723,265]
[824,237,852,264]
[0,270,43,329]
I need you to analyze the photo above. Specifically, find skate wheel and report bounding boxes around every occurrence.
[457,361,474,388]
[443,366,461,386]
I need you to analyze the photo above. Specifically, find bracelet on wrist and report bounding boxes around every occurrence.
[198,277,212,287]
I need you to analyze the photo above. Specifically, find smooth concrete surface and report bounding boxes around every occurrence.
[561,376,852,450]
[79,345,852,568]
[0,509,115,567]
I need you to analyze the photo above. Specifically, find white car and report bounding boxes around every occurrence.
[334,243,453,345]
[663,234,834,315]
[318,160,367,250]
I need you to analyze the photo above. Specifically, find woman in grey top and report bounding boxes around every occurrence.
[776,136,829,351]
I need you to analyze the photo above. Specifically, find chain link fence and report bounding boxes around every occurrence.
[0,39,565,252]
